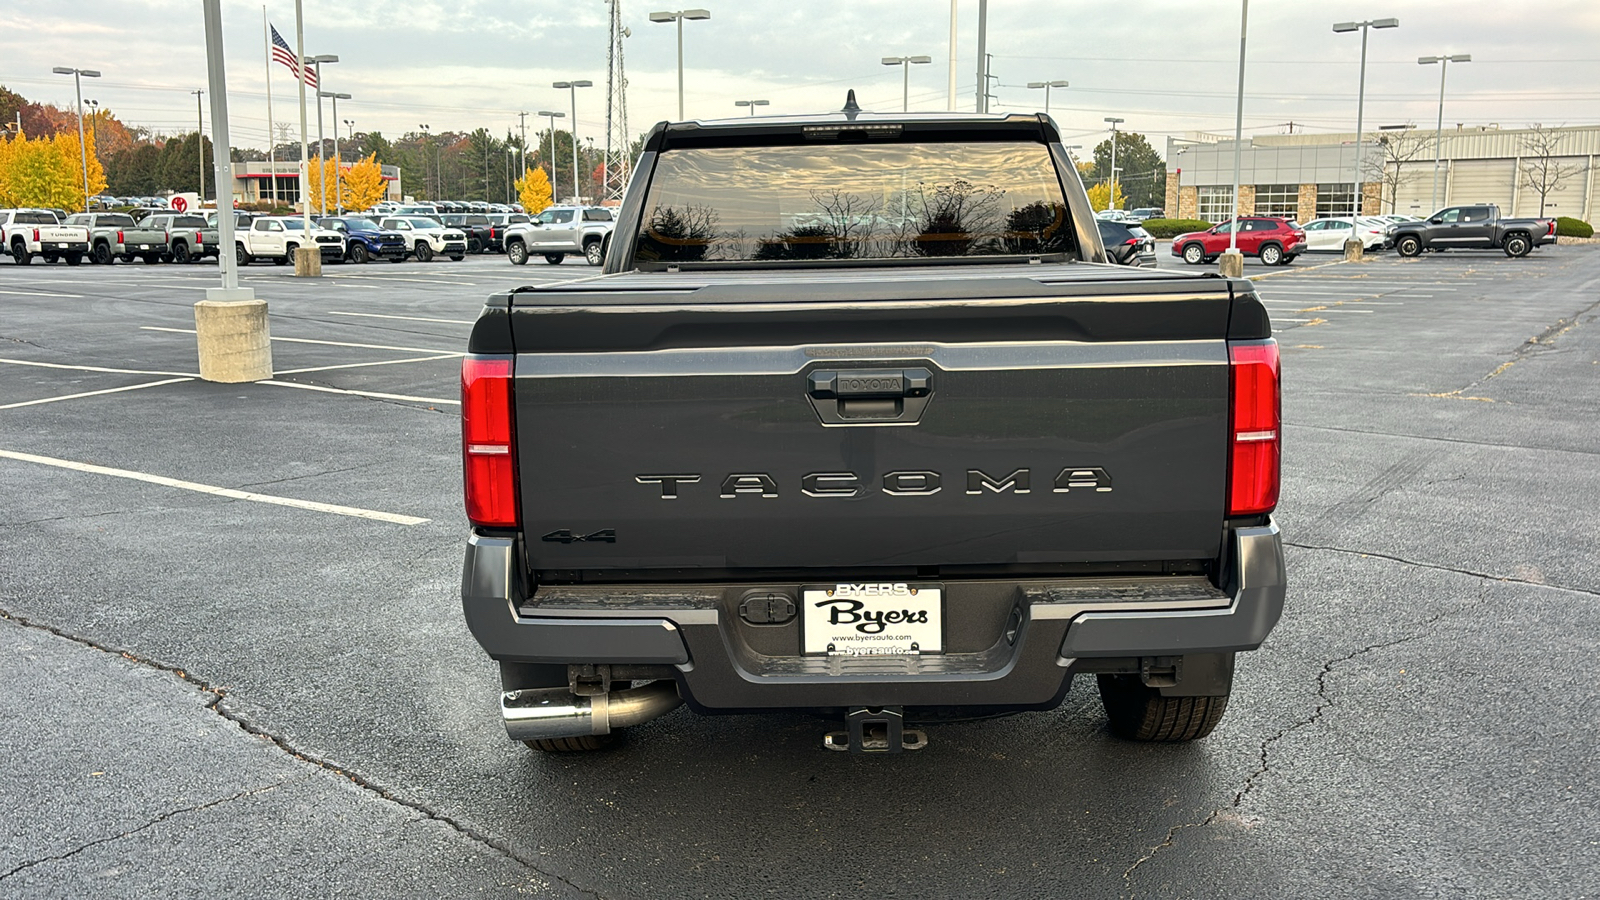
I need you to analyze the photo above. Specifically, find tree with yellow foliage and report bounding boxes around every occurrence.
[339,153,387,211]
[0,130,105,211]
[304,156,338,214]
[515,166,552,214]
[1086,181,1125,213]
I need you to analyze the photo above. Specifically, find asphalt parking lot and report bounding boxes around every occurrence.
[3,246,1598,898]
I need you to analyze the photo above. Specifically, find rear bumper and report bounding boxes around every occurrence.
[461,522,1286,711]
[36,241,89,253]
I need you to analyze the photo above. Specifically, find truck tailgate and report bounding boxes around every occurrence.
[504,266,1245,574]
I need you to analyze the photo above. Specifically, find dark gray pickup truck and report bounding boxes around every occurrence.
[460,100,1286,754]
[1392,203,1556,257]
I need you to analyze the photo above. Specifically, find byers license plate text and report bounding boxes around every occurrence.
[801,583,943,655]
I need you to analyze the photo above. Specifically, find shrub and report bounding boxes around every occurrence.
[1139,218,1214,239]
[1555,216,1593,238]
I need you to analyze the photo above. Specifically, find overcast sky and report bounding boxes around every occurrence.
[5,0,1599,156]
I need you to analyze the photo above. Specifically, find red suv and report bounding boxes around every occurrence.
[1171,217,1306,266]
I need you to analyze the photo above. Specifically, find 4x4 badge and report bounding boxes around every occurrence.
[541,529,617,544]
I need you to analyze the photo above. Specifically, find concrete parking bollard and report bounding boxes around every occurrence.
[293,246,322,276]
[1218,250,1244,277]
[194,299,273,383]
[1343,238,1365,262]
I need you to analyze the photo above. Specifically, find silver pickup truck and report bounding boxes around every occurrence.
[139,212,220,264]
[63,212,171,265]
[503,205,616,266]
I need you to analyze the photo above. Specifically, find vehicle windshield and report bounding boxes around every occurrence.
[341,218,379,232]
[632,140,1075,265]
[403,217,439,229]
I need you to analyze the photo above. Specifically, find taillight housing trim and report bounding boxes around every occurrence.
[462,354,519,528]
[1228,339,1281,517]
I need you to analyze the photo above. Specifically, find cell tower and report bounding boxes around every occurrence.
[603,0,630,201]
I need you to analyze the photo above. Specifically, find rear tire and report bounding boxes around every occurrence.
[1097,674,1229,742]
[507,240,529,265]
[543,252,565,265]
[1181,243,1205,265]
[524,734,617,753]
[448,254,465,261]
[1504,234,1531,258]
[414,241,434,262]
[1396,235,1422,257]
[11,241,32,265]
[93,243,114,265]
[584,238,605,266]
[142,254,162,264]
[64,253,83,266]
[1258,243,1283,266]
[172,242,192,264]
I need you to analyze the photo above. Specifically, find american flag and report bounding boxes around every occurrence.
[269,24,317,88]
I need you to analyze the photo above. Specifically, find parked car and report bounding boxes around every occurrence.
[1299,217,1391,252]
[63,211,170,264]
[139,213,220,263]
[439,213,495,253]
[1129,207,1166,222]
[1391,205,1556,257]
[1,208,91,265]
[378,216,468,261]
[1096,218,1156,267]
[235,216,346,266]
[503,205,616,266]
[1171,216,1305,266]
[1095,208,1135,223]
[391,204,441,218]
[319,216,408,263]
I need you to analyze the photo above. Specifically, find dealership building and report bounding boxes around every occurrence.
[225,159,404,206]
[1165,124,1600,223]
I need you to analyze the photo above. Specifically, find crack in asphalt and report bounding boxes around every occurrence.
[1284,541,1600,599]
[234,461,382,490]
[0,606,608,900]
[1122,580,1494,897]
[0,779,294,882]
[2,335,48,349]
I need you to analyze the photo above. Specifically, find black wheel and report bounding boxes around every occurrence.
[543,252,565,265]
[466,237,481,253]
[448,254,465,261]
[388,255,405,263]
[43,253,59,264]
[348,243,370,264]
[507,240,529,265]
[172,242,192,264]
[1258,243,1283,266]
[93,243,114,265]
[1097,674,1229,742]
[1282,254,1297,264]
[584,238,605,266]
[524,734,617,753]
[11,242,32,265]
[414,241,434,262]
[64,253,83,266]
[236,244,253,266]
[1396,235,1422,257]
[142,253,162,264]
[1181,243,1205,265]
[1504,234,1531,258]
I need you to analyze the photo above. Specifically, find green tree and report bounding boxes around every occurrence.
[155,132,214,196]
[1089,132,1165,209]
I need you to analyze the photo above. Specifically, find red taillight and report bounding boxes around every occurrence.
[462,355,518,527]
[1228,339,1280,516]
[1548,220,1556,235]
[195,231,203,244]
[1123,237,1139,245]
[33,228,40,242]
[117,230,124,244]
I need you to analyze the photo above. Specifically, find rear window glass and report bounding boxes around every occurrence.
[21,212,58,224]
[172,216,206,228]
[583,208,614,221]
[98,214,137,227]
[634,141,1073,264]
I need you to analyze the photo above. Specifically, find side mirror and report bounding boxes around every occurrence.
[1429,218,1443,224]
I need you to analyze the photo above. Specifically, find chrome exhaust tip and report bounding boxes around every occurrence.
[501,681,683,742]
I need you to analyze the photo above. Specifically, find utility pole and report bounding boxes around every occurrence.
[192,89,205,201]
[974,0,988,112]
[518,110,529,179]
[947,0,957,111]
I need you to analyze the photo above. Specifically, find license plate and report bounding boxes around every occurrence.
[801,583,942,655]
[57,242,68,248]
[138,244,150,250]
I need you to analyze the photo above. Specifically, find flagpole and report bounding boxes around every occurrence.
[294,0,316,274]
[263,6,276,206]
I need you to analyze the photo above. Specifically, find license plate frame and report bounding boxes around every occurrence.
[800,583,943,655]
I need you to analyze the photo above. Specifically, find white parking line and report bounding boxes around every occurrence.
[260,379,459,406]
[0,448,430,526]
[274,354,461,375]
[0,288,87,298]
[139,326,463,356]
[326,311,476,325]
[0,377,192,410]
[0,357,199,378]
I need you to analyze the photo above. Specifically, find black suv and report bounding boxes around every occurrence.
[440,213,494,253]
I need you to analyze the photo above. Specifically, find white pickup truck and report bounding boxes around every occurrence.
[235,216,347,266]
[503,205,616,266]
[2,208,92,266]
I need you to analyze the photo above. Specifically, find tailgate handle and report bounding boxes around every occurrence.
[807,368,932,425]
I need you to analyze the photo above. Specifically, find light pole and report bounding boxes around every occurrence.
[648,9,710,120]
[734,99,770,116]
[1225,0,1249,265]
[191,89,205,201]
[882,55,933,112]
[1027,80,1068,116]
[85,99,100,167]
[1419,53,1470,213]
[419,123,431,199]
[539,110,565,200]
[552,80,592,203]
[319,91,350,213]
[1334,18,1399,225]
[517,110,529,179]
[51,66,101,213]
[304,53,337,212]
[1104,116,1125,209]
